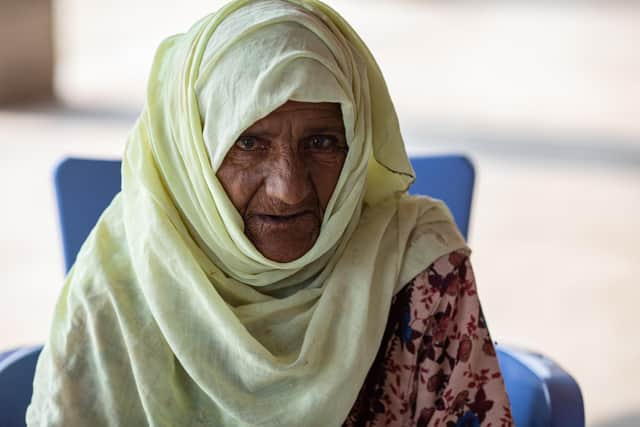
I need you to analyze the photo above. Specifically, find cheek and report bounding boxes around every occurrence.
[308,155,346,209]
[216,164,263,215]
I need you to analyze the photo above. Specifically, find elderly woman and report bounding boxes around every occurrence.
[28,1,513,426]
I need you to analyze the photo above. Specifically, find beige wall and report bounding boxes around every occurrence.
[0,0,53,104]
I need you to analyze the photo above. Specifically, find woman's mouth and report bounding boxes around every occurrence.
[253,211,314,225]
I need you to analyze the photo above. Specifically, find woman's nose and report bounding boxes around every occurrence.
[264,150,312,206]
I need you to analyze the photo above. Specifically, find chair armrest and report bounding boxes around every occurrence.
[496,344,585,427]
[0,348,18,364]
[0,345,43,427]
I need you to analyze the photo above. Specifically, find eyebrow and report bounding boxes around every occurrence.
[239,124,346,137]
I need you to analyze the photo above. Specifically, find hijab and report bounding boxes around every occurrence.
[28,1,467,425]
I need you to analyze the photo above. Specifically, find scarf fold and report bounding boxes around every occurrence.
[28,1,468,425]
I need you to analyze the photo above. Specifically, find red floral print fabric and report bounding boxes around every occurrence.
[345,251,514,427]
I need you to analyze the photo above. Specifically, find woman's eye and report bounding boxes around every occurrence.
[235,136,260,151]
[305,135,343,151]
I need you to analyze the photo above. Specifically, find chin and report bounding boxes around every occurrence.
[256,238,317,263]
[245,215,320,262]
[249,229,319,263]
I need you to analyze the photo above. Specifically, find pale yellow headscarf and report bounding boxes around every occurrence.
[27,1,467,426]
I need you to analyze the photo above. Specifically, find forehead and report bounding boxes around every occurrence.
[248,101,344,129]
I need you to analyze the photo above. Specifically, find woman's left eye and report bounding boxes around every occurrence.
[304,135,342,151]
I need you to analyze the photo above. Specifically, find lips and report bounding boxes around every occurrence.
[252,211,315,226]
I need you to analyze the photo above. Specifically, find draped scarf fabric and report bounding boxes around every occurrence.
[27,1,468,426]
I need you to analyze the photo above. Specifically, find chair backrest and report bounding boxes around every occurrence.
[51,155,584,427]
[408,155,475,239]
[0,346,43,427]
[496,346,585,427]
[54,158,122,272]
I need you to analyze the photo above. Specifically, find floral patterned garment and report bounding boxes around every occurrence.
[345,251,514,427]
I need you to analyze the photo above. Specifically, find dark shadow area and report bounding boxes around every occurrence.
[592,412,640,427]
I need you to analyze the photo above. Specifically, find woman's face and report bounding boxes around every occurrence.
[216,101,347,263]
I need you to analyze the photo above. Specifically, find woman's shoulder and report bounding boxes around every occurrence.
[346,249,513,426]
[395,250,475,316]
[390,194,469,290]
[421,250,470,280]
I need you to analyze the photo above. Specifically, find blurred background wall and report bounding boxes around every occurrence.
[0,0,53,103]
[1,1,639,425]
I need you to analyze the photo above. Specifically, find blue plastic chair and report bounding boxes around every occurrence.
[496,345,585,427]
[0,346,42,427]
[0,155,585,426]
[54,157,122,272]
[56,156,585,426]
[0,349,17,364]
[409,155,474,239]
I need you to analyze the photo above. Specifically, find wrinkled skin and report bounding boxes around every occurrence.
[216,101,347,262]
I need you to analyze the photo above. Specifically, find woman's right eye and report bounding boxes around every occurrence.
[235,136,261,151]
